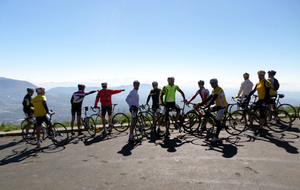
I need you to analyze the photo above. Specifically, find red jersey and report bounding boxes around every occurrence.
[94,89,123,107]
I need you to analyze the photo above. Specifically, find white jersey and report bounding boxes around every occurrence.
[126,89,139,107]
[238,79,253,97]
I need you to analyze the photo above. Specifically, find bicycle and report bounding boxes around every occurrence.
[273,94,297,122]
[137,104,155,132]
[231,97,292,133]
[91,104,130,133]
[21,111,69,146]
[153,101,191,138]
[81,106,97,137]
[185,103,245,138]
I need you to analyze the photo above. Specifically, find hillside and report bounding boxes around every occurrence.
[0,77,300,124]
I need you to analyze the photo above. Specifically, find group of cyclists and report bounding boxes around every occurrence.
[22,69,280,148]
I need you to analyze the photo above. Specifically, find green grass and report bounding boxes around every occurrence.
[0,122,20,132]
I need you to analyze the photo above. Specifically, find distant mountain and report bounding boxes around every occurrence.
[0,77,36,94]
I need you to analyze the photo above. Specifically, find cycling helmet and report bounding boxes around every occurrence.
[36,87,45,94]
[167,77,175,82]
[152,81,158,86]
[27,87,34,93]
[243,73,250,77]
[133,80,140,85]
[209,78,218,84]
[101,82,107,87]
[268,70,276,76]
[78,84,85,90]
[198,80,204,85]
[257,70,266,75]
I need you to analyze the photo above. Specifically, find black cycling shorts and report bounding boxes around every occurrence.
[101,106,112,116]
[36,115,49,126]
[256,100,267,119]
[71,105,82,116]
[165,102,181,113]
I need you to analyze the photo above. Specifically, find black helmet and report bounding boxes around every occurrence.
[198,80,204,85]
[27,87,34,93]
[268,70,276,76]
[78,84,85,90]
[133,80,140,85]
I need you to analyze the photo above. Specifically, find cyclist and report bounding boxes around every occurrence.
[187,80,209,108]
[71,84,97,136]
[160,77,186,136]
[197,78,228,142]
[146,81,161,126]
[126,80,140,141]
[30,87,52,148]
[237,73,253,99]
[22,87,35,139]
[246,70,274,136]
[94,82,125,135]
[267,70,280,110]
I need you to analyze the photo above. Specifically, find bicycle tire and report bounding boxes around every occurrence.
[154,115,170,138]
[182,111,201,133]
[134,119,144,143]
[52,123,69,146]
[86,117,97,137]
[112,113,130,132]
[277,103,296,122]
[21,119,38,143]
[298,107,300,119]
[139,111,154,132]
[228,103,239,113]
[266,109,292,132]
[225,111,247,135]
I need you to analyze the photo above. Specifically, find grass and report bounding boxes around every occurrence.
[0,122,20,132]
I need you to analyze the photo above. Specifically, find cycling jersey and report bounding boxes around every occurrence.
[161,85,181,102]
[188,87,209,102]
[31,94,49,117]
[71,90,96,107]
[201,86,228,108]
[94,89,123,107]
[146,88,161,108]
[22,94,33,114]
[238,79,253,97]
[256,79,274,100]
[126,89,139,107]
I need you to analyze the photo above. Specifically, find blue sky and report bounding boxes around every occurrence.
[0,0,299,91]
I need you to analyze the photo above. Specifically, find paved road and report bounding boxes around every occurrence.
[1,120,300,190]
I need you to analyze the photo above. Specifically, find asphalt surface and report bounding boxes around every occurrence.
[1,120,300,190]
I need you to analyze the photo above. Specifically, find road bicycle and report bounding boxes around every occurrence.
[21,111,69,146]
[137,104,154,132]
[81,106,97,137]
[231,97,292,133]
[91,104,130,133]
[153,101,192,138]
[185,103,245,137]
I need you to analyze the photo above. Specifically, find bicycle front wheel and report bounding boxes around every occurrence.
[52,123,69,146]
[277,103,296,122]
[112,113,130,132]
[182,111,201,134]
[225,111,247,135]
[154,115,170,138]
[266,109,292,132]
[21,119,37,143]
[139,111,154,132]
[134,119,144,143]
[86,117,96,137]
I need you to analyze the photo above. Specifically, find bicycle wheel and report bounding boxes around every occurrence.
[266,109,292,132]
[182,111,201,134]
[134,119,144,143]
[298,107,300,119]
[139,111,154,132]
[228,103,239,113]
[277,103,296,122]
[225,111,247,135]
[21,119,37,143]
[86,117,96,137]
[154,115,170,138]
[112,113,130,132]
[52,123,69,146]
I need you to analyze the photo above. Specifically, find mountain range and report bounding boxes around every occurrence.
[1,77,299,124]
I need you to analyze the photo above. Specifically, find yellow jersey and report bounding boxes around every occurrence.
[256,79,275,100]
[31,94,47,117]
[211,86,228,107]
